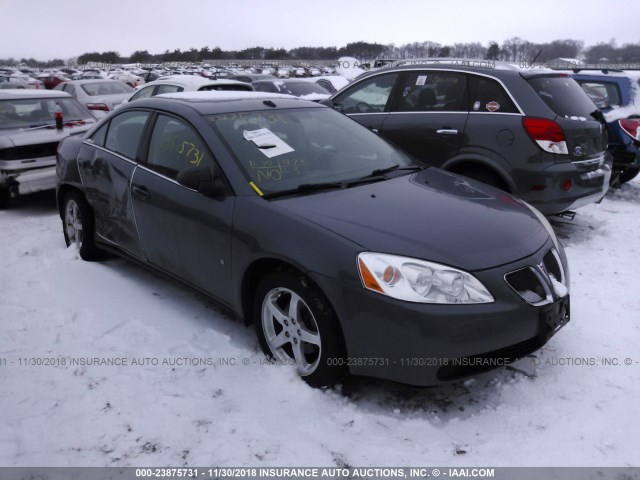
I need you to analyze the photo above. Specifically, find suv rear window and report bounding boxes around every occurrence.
[527,76,596,119]
[575,81,622,109]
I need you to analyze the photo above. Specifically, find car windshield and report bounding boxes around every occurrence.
[206,107,416,196]
[527,75,597,119]
[81,82,133,96]
[0,97,92,129]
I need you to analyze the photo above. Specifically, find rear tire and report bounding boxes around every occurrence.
[62,191,102,261]
[254,270,347,388]
[619,169,639,184]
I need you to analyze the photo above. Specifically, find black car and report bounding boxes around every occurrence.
[322,61,612,215]
[57,91,570,387]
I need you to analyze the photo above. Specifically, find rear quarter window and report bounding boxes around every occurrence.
[527,76,597,119]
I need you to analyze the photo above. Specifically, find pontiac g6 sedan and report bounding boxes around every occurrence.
[56,91,570,387]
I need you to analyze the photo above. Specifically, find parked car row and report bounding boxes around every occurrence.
[2,59,635,389]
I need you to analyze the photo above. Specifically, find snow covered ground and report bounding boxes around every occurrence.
[1,179,639,467]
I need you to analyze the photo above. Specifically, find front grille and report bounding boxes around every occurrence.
[505,267,548,305]
[437,336,543,381]
[504,248,567,306]
[543,249,564,283]
[0,142,59,161]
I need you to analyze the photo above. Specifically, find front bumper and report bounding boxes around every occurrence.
[0,156,57,195]
[312,240,570,386]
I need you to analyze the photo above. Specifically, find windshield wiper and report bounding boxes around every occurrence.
[23,119,88,131]
[263,182,347,199]
[362,164,425,178]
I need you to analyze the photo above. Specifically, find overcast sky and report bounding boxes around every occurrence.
[2,0,639,61]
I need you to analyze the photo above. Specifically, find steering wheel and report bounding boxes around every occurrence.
[355,102,375,113]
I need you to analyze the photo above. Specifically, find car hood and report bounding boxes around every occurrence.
[276,169,550,271]
[0,122,94,148]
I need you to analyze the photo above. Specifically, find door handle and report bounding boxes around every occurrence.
[132,184,150,199]
[436,129,458,135]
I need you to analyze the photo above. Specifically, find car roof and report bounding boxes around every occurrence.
[144,90,321,115]
[0,89,72,99]
[353,60,558,80]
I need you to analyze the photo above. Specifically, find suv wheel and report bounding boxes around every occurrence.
[618,169,639,184]
[254,270,347,387]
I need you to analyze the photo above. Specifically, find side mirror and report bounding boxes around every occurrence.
[318,98,334,108]
[177,165,225,197]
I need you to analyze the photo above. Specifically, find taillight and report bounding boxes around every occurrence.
[523,117,568,154]
[618,118,640,141]
[86,103,110,112]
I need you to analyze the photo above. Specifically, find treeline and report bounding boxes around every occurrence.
[3,38,640,67]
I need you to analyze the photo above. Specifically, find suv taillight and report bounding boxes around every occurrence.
[523,117,568,155]
[618,118,640,141]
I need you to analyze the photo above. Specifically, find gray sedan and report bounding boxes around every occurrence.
[56,91,570,387]
[54,79,134,118]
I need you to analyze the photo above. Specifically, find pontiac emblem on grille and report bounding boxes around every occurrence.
[538,262,548,278]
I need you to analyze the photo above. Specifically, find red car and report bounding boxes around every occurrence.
[36,73,69,90]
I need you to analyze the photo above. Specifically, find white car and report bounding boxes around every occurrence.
[108,72,145,88]
[120,75,254,106]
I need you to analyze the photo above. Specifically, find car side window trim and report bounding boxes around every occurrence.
[354,67,525,115]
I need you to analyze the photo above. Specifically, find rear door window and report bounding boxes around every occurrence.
[527,76,597,118]
[104,110,150,160]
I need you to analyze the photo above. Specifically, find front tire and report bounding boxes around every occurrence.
[62,191,101,261]
[254,270,347,387]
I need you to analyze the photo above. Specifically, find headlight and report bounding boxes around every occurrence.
[357,252,494,304]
